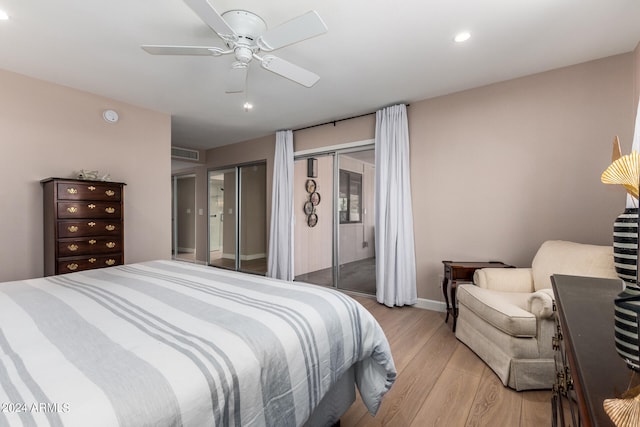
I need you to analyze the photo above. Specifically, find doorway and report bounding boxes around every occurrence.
[171,174,196,262]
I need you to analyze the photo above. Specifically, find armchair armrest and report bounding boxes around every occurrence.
[527,288,555,319]
[473,268,534,292]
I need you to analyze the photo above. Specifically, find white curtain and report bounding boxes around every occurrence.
[627,99,640,208]
[267,130,294,280]
[375,104,417,306]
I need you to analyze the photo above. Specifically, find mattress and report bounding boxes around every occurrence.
[0,260,395,426]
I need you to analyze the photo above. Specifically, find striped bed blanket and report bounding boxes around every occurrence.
[0,260,396,426]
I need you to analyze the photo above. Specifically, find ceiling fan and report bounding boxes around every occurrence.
[142,0,328,93]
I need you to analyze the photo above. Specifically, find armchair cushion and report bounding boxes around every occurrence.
[473,268,534,293]
[531,240,618,291]
[457,285,536,337]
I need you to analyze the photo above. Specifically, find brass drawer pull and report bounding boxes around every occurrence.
[105,225,116,231]
[105,207,115,214]
[106,242,116,249]
[89,258,97,263]
[88,204,96,209]
[67,225,78,233]
[67,244,79,252]
[105,190,115,197]
[67,263,79,271]
[67,188,78,194]
[88,186,96,191]
[105,259,116,266]
[67,206,78,213]
[88,222,96,227]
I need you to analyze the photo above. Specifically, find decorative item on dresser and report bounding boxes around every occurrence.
[41,178,125,275]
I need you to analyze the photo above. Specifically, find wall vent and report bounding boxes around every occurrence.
[171,146,200,161]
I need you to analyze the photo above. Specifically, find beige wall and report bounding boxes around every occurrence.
[410,53,634,301]
[1,69,172,281]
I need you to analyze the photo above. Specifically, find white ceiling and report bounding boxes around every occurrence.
[1,0,639,150]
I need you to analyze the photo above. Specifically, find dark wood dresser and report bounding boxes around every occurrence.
[42,178,125,275]
[552,274,640,427]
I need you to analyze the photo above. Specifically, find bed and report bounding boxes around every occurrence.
[0,260,396,426]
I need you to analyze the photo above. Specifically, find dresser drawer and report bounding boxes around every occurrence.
[58,220,122,237]
[57,201,122,219]
[57,254,123,274]
[57,237,122,257]
[57,182,122,201]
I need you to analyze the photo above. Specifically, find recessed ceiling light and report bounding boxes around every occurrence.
[454,32,471,43]
[243,102,253,112]
[0,10,9,20]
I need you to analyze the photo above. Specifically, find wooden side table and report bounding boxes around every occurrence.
[442,261,513,332]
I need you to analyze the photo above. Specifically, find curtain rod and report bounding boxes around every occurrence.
[293,104,410,132]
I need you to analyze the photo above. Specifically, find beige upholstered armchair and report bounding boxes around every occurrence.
[455,240,619,390]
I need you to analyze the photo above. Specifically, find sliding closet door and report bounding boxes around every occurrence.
[208,168,237,270]
[337,150,376,293]
[293,155,335,287]
[238,163,267,274]
[293,147,376,294]
[208,162,267,274]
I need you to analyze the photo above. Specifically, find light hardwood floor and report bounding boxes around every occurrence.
[341,295,553,427]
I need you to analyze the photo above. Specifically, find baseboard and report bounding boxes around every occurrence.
[222,252,266,261]
[414,297,447,313]
[241,252,266,261]
[342,292,447,313]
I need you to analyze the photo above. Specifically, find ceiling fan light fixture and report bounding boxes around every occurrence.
[243,102,253,112]
[454,32,471,43]
[234,46,254,64]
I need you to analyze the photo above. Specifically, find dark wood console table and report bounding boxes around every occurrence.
[441,260,512,331]
[552,274,640,427]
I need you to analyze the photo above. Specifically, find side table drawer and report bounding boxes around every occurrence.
[450,267,477,281]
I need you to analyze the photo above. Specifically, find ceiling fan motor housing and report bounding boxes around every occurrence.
[222,10,267,42]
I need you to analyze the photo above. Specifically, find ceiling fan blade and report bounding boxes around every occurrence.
[257,11,328,51]
[259,55,320,87]
[141,45,229,56]
[225,64,248,93]
[183,0,237,40]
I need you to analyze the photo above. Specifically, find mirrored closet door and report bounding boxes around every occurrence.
[208,162,267,275]
[337,149,376,294]
[293,146,376,294]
